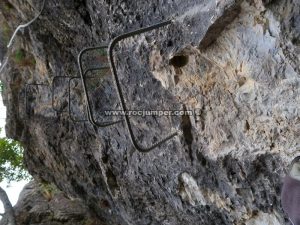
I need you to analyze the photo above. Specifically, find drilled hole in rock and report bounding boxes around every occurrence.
[100,199,110,208]
[169,55,189,68]
[135,14,141,21]
[238,77,247,87]
[167,40,173,47]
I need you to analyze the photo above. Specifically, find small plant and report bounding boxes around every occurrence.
[13,49,26,64]
[39,182,60,201]
[12,49,36,67]
[3,2,14,12]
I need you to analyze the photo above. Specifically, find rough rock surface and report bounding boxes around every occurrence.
[0,0,299,224]
[0,181,103,225]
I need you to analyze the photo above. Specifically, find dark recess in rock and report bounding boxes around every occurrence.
[169,55,189,68]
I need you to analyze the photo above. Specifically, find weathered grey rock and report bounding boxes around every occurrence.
[0,181,103,225]
[0,0,299,224]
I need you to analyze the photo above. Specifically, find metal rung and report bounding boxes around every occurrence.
[108,20,178,152]
[50,70,115,123]
[50,69,108,122]
[50,75,95,122]
[78,46,123,127]
[68,75,101,123]
[25,79,69,119]
[83,65,110,75]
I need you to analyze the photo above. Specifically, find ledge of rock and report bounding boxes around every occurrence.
[0,181,103,225]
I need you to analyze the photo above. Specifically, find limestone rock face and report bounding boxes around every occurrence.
[0,181,103,225]
[0,0,299,224]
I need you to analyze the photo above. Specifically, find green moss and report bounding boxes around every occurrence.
[13,49,26,64]
[3,2,14,11]
[12,49,36,67]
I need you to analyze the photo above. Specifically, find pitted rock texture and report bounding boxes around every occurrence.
[0,0,299,224]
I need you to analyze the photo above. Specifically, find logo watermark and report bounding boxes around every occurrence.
[104,109,201,117]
